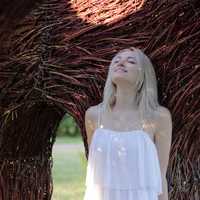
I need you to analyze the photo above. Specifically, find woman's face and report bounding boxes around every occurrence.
[110,49,142,86]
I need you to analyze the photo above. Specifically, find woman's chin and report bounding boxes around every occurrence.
[112,75,129,83]
[113,71,128,76]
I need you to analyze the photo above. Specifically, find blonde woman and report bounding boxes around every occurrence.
[84,47,172,200]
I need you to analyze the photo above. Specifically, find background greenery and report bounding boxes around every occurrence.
[56,114,80,137]
[52,114,87,200]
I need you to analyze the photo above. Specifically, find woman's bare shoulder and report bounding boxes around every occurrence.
[85,103,101,120]
[155,106,172,119]
[85,103,102,128]
[85,103,102,147]
[154,105,172,134]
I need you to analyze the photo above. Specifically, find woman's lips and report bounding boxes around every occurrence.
[115,68,127,72]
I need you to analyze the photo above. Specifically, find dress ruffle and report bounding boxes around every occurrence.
[84,184,160,200]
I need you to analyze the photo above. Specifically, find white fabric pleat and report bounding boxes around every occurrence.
[84,128,163,200]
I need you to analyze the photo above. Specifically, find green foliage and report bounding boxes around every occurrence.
[56,114,80,137]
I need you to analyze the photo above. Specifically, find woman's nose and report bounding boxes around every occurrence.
[118,60,126,66]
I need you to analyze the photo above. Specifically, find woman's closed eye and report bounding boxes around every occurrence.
[128,60,135,64]
[113,57,136,64]
[114,59,119,63]
[114,60,135,64]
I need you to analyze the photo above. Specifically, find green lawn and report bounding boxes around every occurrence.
[54,135,83,144]
[52,135,87,200]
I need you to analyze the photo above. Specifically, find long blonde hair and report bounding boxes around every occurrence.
[101,47,160,128]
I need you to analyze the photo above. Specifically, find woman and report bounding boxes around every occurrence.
[84,47,172,200]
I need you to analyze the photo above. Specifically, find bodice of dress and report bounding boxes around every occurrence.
[85,104,163,196]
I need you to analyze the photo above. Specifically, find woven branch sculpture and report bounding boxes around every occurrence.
[0,0,199,199]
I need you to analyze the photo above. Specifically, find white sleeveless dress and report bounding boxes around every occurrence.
[83,104,163,200]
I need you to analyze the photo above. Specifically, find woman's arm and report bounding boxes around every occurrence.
[154,106,173,200]
[85,105,98,149]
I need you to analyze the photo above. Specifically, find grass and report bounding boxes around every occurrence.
[52,135,87,200]
[54,134,82,144]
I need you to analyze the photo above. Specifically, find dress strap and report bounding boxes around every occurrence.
[139,109,144,131]
[139,109,156,134]
[97,103,101,128]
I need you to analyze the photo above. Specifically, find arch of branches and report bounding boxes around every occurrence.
[0,0,199,199]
